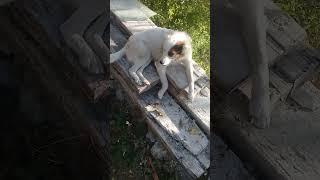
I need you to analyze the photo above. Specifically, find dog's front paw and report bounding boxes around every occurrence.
[158,90,165,99]
[188,92,194,102]
[249,98,271,129]
[143,79,150,86]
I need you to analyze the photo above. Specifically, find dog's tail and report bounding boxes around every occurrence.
[110,47,125,63]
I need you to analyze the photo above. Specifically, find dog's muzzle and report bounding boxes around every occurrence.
[160,57,171,66]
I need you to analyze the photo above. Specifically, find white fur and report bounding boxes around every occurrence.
[110,27,194,100]
[229,0,271,128]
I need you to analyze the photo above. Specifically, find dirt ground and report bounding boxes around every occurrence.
[109,99,178,179]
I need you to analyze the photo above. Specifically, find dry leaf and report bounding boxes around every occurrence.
[188,127,198,135]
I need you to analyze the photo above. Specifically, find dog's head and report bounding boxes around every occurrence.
[160,31,192,66]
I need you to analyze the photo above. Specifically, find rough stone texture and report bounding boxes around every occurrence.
[146,130,157,143]
[211,135,256,180]
[290,82,320,111]
[215,83,320,180]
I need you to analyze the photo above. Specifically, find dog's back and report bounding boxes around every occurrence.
[131,28,174,60]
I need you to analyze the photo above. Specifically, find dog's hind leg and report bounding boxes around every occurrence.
[126,39,151,86]
[128,60,146,86]
[127,52,151,86]
[137,57,152,85]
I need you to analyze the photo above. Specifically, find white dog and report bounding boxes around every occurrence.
[110,27,194,101]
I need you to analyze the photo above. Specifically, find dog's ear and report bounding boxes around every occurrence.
[174,41,185,53]
[168,42,185,57]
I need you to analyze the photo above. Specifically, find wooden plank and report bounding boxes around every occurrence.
[110,0,156,20]
[195,139,210,170]
[269,70,292,100]
[237,70,292,111]
[59,0,106,75]
[237,46,320,112]
[122,20,157,34]
[111,64,207,179]
[238,78,283,111]
[237,78,252,99]
[147,117,206,179]
[68,33,105,74]
[110,0,157,34]
[266,35,285,65]
[84,12,109,65]
[59,0,106,42]
[142,91,208,156]
[13,0,109,102]
[238,70,293,98]
[211,135,255,180]
[272,49,319,83]
[265,0,308,50]
[215,86,320,180]
[290,81,320,111]
[272,47,320,96]
[168,84,210,136]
